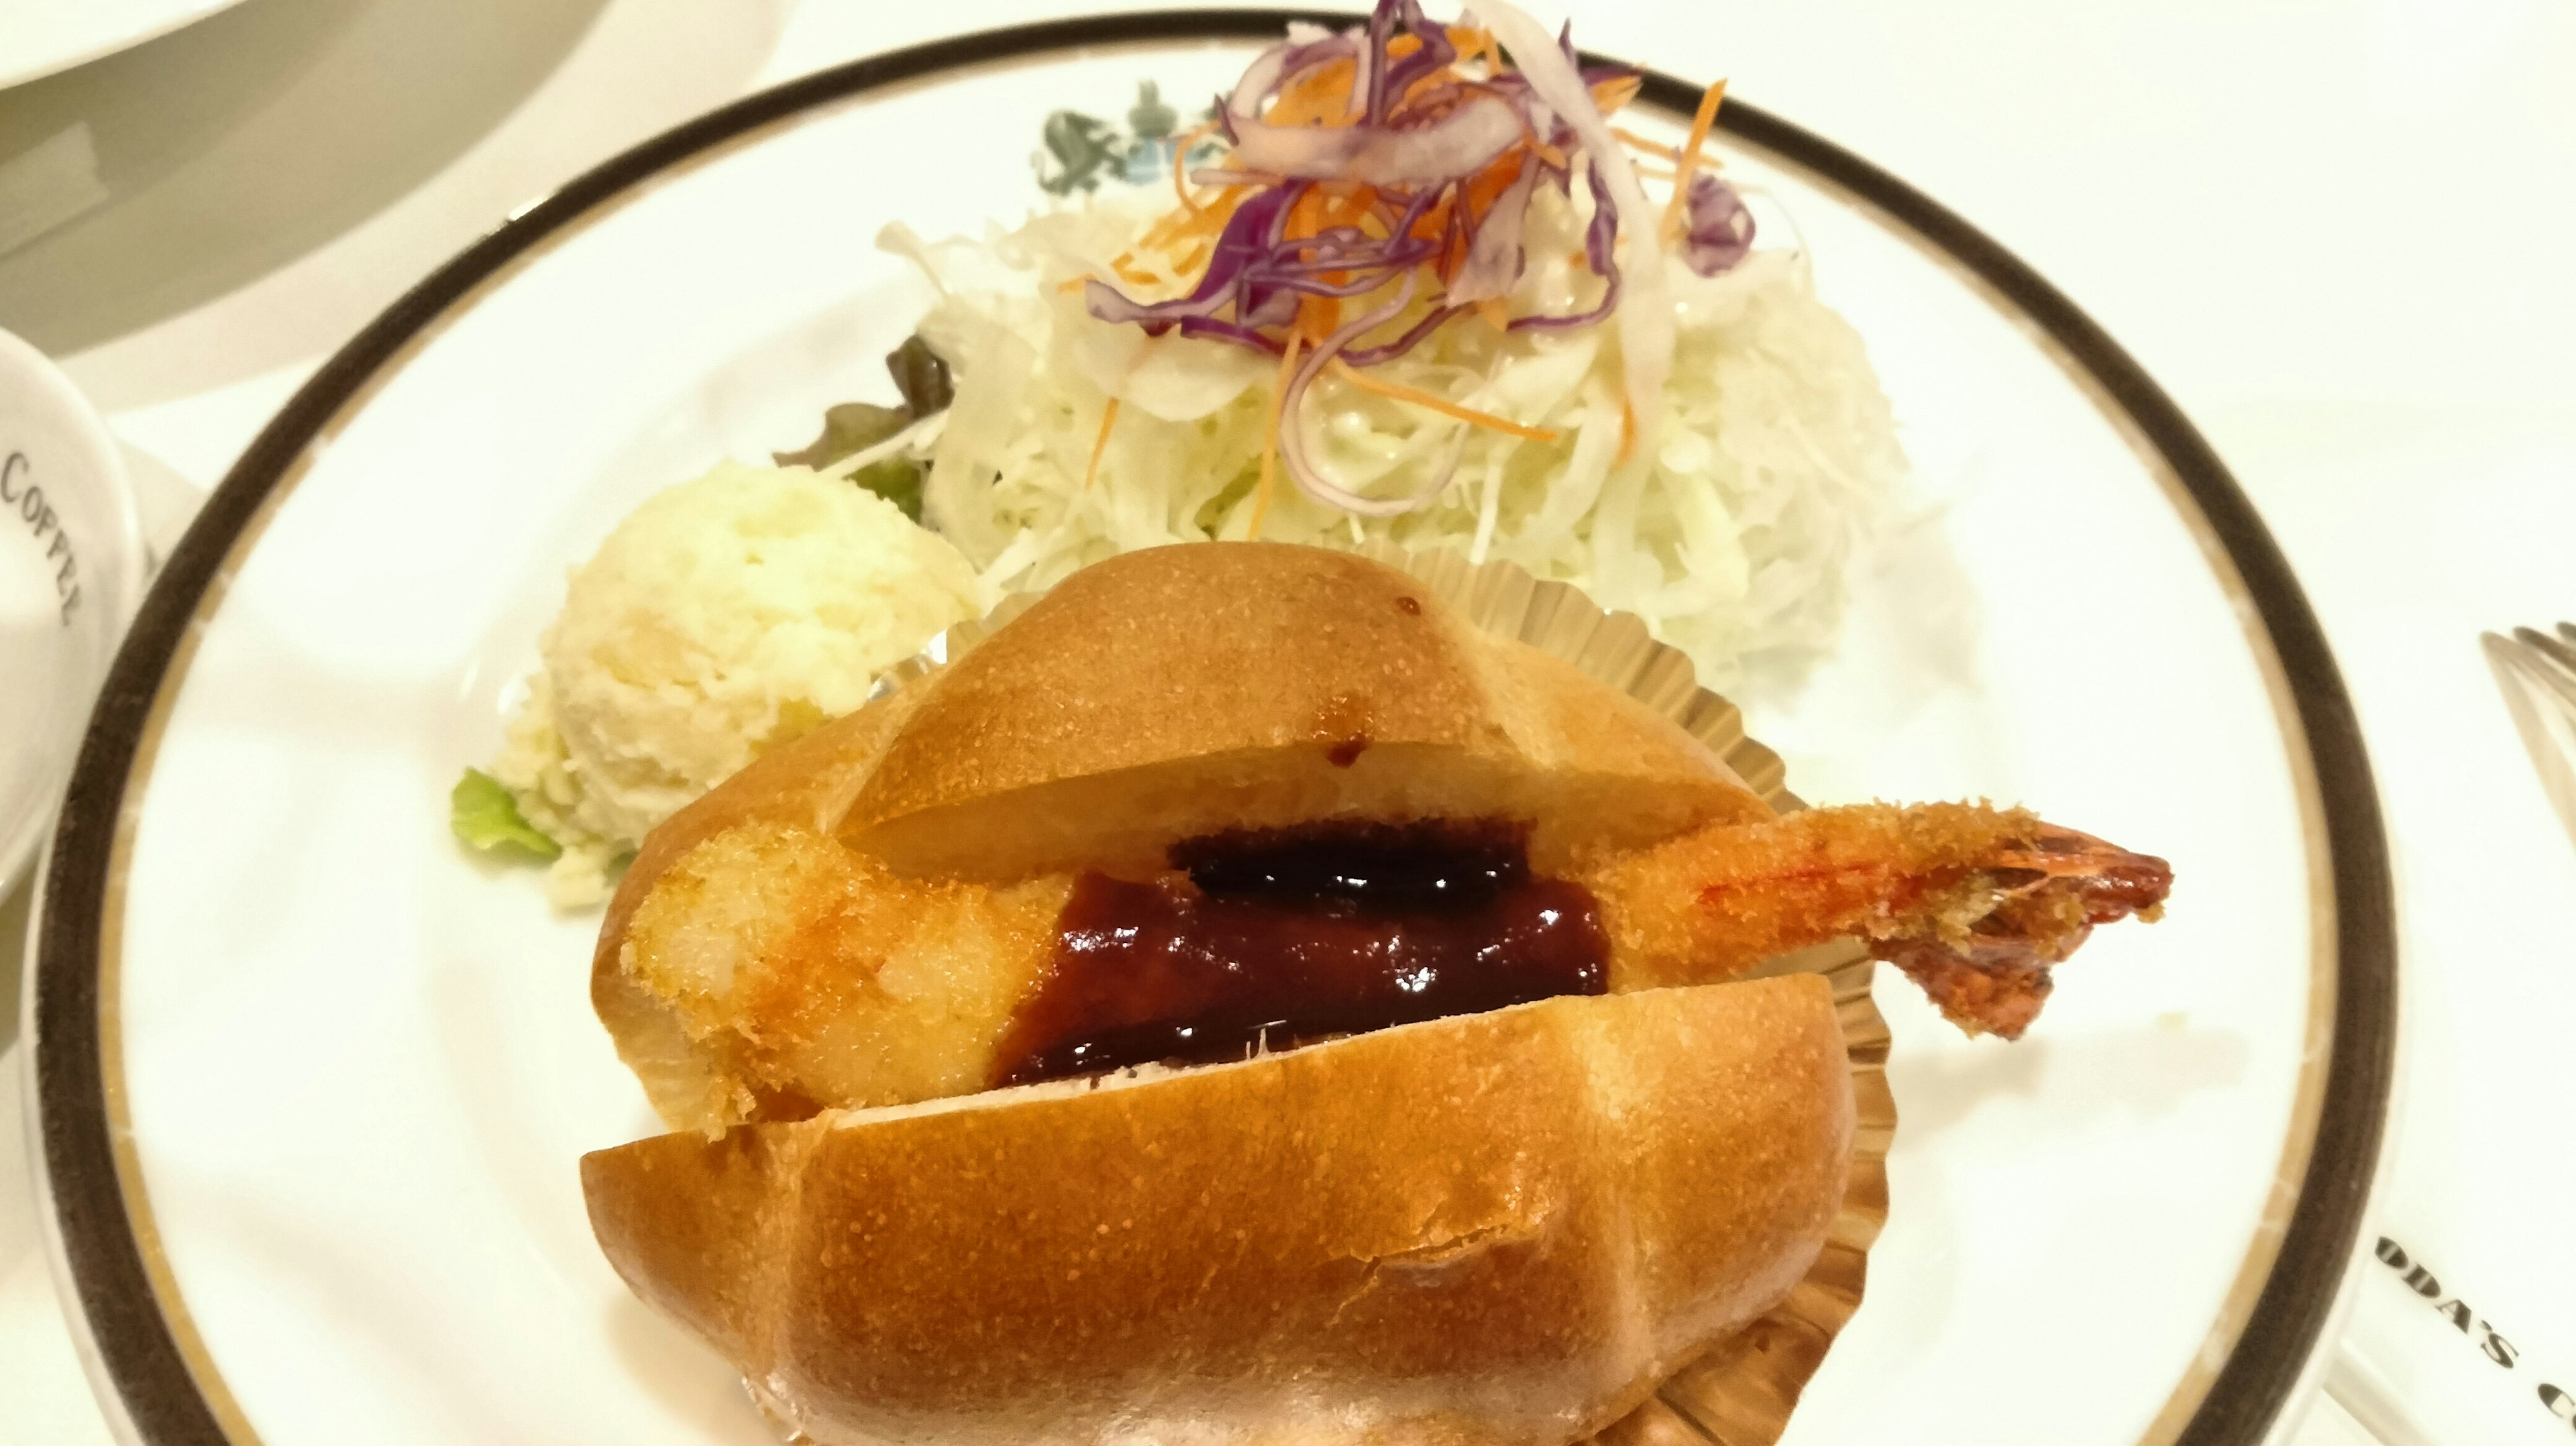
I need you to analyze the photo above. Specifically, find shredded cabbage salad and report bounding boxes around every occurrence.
[866,0,1902,691]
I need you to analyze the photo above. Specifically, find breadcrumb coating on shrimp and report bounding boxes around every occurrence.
[1582,802,2171,1038]
[627,802,2170,1129]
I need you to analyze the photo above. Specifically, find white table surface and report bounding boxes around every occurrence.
[4,2,2571,1443]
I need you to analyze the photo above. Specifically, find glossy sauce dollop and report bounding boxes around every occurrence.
[991,821,1608,1087]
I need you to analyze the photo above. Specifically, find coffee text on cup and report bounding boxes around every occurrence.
[1,450,82,625]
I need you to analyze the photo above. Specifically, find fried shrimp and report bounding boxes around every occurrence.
[625,802,2168,1131]
[602,548,2178,1129]
[1585,801,2173,1038]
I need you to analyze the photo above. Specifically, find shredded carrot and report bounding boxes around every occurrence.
[1136,204,1226,262]
[1287,186,1329,243]
[1248,335,1305,540]
[1460,150,1526,218]
[1613,126,1682,162]
[1472,84,1566,168]
[1474,296,1512,331]
[1272,57,1357,126]
[1616,395,1636,465]
[1138,209,1187,251]
[1145,186,1212,245]
[1590,74,1642,114]
[1330,359,1561,441]
[1447,25,1501,73]
[1175,239,1212,274]
[1058,274,1096,295]
[1662,78,1727,239]
[1141,182,1240,253]
[1171,121,1217,215]
[1083,397,1121,491]
[1172,196,1236,242]
[1110,252,1159,286]
[1296,293,1342,345]
[1410,195,1452,242]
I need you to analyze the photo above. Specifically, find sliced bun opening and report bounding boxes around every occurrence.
[851,743,1752,882]
[835,543,1766,881]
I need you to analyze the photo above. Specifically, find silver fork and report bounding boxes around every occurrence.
[2481,621,2576,848]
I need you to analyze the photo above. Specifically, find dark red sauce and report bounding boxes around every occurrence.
[991,821,1607,1087]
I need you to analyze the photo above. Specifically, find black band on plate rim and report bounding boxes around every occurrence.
[34,11,2396,1445]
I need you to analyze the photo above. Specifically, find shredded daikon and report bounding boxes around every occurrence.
[876,173,1902,693]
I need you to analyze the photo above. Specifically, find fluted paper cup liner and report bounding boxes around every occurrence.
[892,544,1891,1446]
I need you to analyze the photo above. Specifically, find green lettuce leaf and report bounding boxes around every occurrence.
[450,769,559,860]
[885,335,955,418]
[771,401,924,521]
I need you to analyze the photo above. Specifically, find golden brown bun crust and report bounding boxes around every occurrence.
[838,543,1767,879]
[582,977,1853,1446]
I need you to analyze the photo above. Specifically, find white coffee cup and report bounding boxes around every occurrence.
[0,326,146,889]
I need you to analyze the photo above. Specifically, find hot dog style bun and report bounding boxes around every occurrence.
[583,977,1851,1446]
[591,543,1774,1133]
[582,541,1857,1446]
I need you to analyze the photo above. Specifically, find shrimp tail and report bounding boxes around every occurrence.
[1874,823,2171,1038]
[1589,803,2173,1040]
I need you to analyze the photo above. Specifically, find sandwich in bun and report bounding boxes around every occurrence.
[580,542,2169,1445]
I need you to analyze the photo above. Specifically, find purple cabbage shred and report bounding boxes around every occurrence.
[1679,172,1755,276]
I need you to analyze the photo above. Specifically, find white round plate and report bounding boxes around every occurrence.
[0,0,248,91]
[30,13,2395,1446]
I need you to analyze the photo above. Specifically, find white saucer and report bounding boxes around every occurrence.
[0,0,249,91]
[0,327,145,890]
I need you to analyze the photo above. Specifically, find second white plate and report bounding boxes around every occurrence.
[0,0,246,91]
